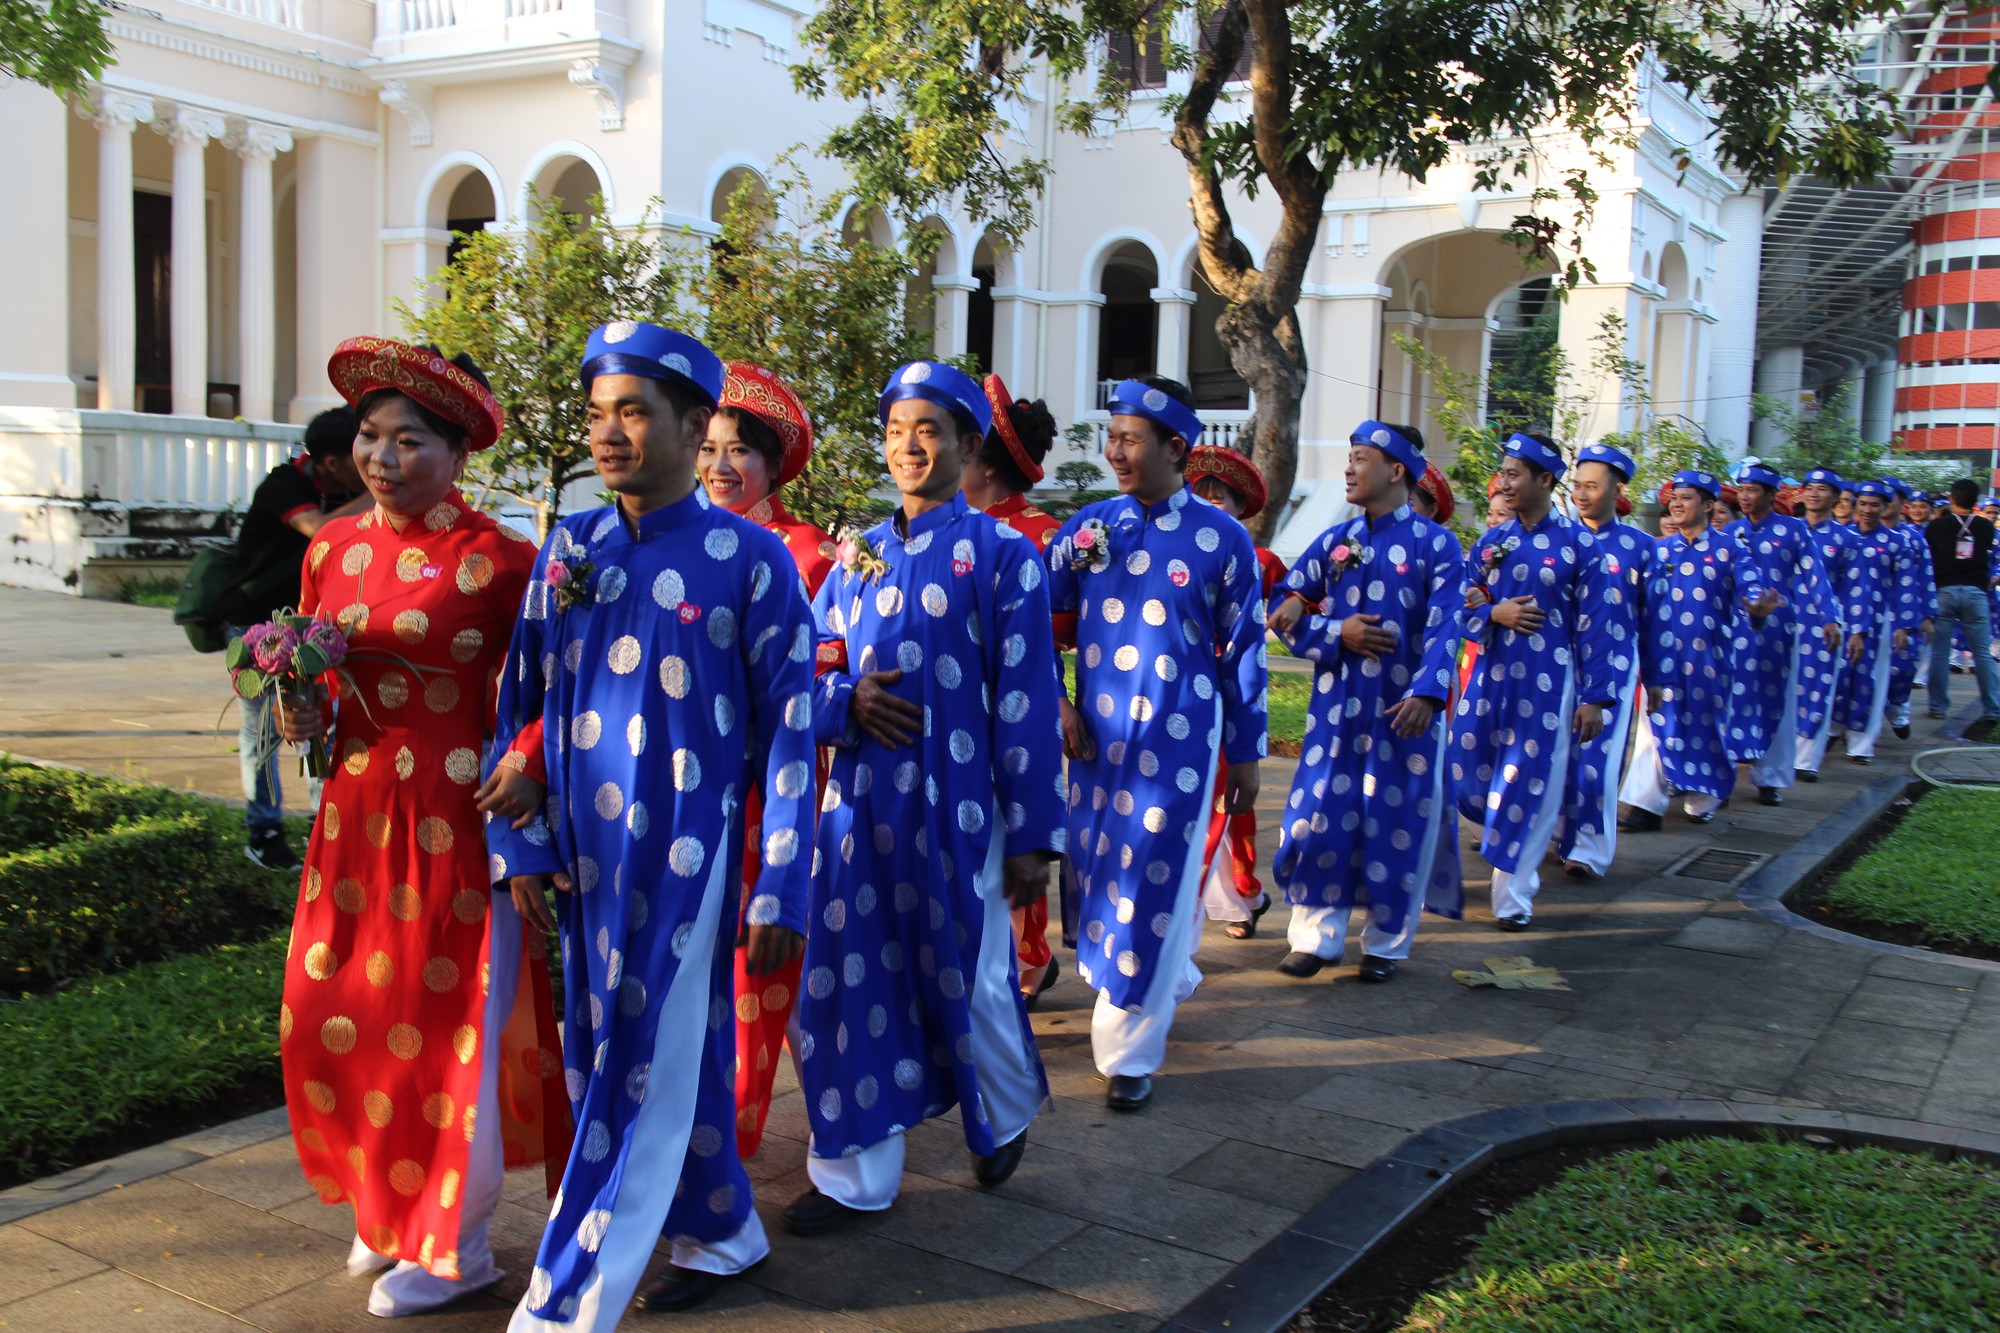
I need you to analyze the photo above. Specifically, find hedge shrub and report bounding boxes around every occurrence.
[0,761,199,855]
[0,933,286,1177]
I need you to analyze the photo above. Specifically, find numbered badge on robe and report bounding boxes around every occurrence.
[1958,534,1976,561]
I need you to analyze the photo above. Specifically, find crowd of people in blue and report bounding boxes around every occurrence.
[256,320,2000,1329]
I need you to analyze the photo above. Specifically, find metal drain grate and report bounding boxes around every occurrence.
[1663,847,1771,885]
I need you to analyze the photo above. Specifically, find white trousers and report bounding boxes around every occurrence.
[367,893,522,1315]
[1796,658,1845,775]
[1748,636,1803,789]
[510,836,757,1331]
[808,817,1042,1210]
[1848,620,1895,760]
[1564,666,1642,876]
[1489,672,1576,923]
[1617,710,1719,819]
[1091,742,1219,1079]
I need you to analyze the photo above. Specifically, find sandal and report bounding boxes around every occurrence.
[1224,896,1270,940]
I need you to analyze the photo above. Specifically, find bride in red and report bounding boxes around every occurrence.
[697,362,839,1159]
[278,338,565,1317]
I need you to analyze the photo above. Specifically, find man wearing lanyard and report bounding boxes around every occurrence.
[1924,479,2000,723]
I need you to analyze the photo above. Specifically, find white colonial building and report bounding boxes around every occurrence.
[0,0,1989,591]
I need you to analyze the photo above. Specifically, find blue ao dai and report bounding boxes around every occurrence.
[1885,523,1938,722]
[1836,524,1908,755]
[1271,505,1465,960]
[1723,512,1836,788]
[800,495,1066,1173]
[1796,519,1866,772]
[1630,528,1762,801]
[1554,517,1649,875]
[1450,511,1617,919]
[488,491,818,1330]
[1046,486,1267,1077]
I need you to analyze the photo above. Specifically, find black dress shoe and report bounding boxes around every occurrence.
[781,1187,861,1236]
[1275,951,1327,978]
[1106,1074,1152,1111]
[1224,895,1270,940]
[1893,722,1911,739]
[1757,786,1783,807]
[1562,860,1597,880]
[1795,769,1818,784]
[1617,808,1662,832]
[1022,958,1060,1012]
[1357,955,1397,982]
[1687,809,1717,824]
[1926,709,1949,719]
[972,1131,1026,1186]
[636,1260,764,1312]
[1850,755,1873,765]
[1495,914,1532,932]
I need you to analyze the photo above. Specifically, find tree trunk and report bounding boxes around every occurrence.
[1218,306,1306,544]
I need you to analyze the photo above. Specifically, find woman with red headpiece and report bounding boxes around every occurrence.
[961,373,1071,1004]
[1187,444,1287,938]
[278,338,566,1316]
[697,362,839,1159]
[1411,461,1457,529]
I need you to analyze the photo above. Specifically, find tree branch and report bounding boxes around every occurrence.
[1171,0,1255,305]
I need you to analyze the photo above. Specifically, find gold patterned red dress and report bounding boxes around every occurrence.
[731,493,841,1156]
[281,490,566,1277]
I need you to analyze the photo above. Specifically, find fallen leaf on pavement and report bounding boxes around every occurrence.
[1450,955,1572,991]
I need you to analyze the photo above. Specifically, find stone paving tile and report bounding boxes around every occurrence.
[1664,915,1787,959]
[1866,951,1988,987]
[1292,1071,1494,1130]
[1649,1018,1819,1091]
[1783,1069,1931,1119]
[1791,1019,1952,1088]
[18,1174,344,1315]
[165,1110,292,1161]
[850,1168,1091,1276]
[1141,1083,1411,1170]
[0,1268,250,1331]
[170,1138,317,1213]
[1017,1224,1235,1317]
[1837,975,1981,1030]
[1167,1140,1354,1213]
[0,1224,106,1306]
[236,1272,512,1330]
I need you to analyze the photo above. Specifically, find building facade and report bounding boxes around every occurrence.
[0,0,1971,590]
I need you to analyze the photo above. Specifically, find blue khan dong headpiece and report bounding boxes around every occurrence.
[878,361,992,439]
[1733,461,1783,490]
[1105,379,1204,447]
[1503,432,1566,480]
[1348,420,1425,480]
[1576,442,1635,482]
[1671,469,1721,500]
[580,321,724,406]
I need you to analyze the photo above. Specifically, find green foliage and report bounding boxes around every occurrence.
[1054,458,1106,494]
[396,192,687,529]
[0,934,285,1177]
[1402,1137,2000,1332]
[1059,654,1310,750]
[679,166,930,537]
[117,574,183,609]
[0,765,292,993]
[400,171,925,537]
[1822,787,2000,953]
[2,0,114,98]
[1753,387,1967,495]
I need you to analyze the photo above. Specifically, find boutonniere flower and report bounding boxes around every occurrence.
[1480,535,1521,581]
[1329,541,1372,575]
[836,536,891,585]
[1067,518,1112,573]
[545,556,596,612]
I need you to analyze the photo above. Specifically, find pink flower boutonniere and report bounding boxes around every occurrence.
[837,536,891,585]
[1067,518,1112,573]
[1480,535,1521,582]
[545,556,596,612]
[1328,541,1371,576]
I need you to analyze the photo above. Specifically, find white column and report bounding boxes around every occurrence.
[235,121,293,422]
[157,106,227,415]
[92,89,155,411]
[1152,286,1196,384]
[1707,190,1765,453]
[1751,343,1803,455]
[1862,358,1897,444]
[931,274,977,360]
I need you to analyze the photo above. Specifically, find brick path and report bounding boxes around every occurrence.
[1,585,1995,1330]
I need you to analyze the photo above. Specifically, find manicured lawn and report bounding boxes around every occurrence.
[1400,1137,2000,1332]
[1820,787,2000,954]
[1059,655,1313,752]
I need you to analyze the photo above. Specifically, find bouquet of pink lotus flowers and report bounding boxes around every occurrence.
[226,613,351,778]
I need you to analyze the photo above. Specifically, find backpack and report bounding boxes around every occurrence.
[172,545,301,653]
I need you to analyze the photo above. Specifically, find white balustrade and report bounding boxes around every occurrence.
[0,409,304,511]
[182,0,307,29]
[1083,412,1254,455]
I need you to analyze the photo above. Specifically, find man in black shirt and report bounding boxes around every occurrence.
[1924,478,2000,724]
[234,406,368,868]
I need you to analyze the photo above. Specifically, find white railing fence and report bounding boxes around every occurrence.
[185,0,307,29]
[0,409,305,511]
[1081,412,1255,456]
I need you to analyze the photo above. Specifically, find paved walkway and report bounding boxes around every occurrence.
[2,585,1997,1331]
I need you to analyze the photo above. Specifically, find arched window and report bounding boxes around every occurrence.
[1097,241,1159,388]
[1189,260,1248,409]
[444,171,496,267]
[968,234,1005,375]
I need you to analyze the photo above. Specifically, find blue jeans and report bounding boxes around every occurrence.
[1927,586,2000,719]
[227,623,321,834]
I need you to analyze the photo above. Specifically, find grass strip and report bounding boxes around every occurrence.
[1401,1137,2000,1332]
[0,933,286,1178]
[1060,654,1312,751]
[1821,786,2000,953]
